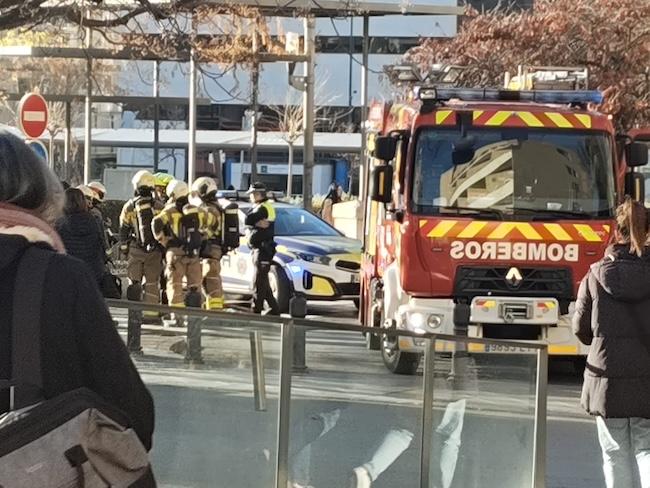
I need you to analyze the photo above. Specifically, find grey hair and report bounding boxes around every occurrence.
[0,130,64,224]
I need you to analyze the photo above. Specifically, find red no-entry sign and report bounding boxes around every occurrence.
[18,93,48,139]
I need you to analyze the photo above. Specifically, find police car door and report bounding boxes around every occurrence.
[220,209,255,294]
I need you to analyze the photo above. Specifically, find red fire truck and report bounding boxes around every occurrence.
[360,67,649,374]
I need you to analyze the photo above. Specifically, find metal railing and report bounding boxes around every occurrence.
[107,299,548,488]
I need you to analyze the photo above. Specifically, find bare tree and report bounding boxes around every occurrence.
[268,78,347,198]
[0,29,119,182]
[406,0,650,130]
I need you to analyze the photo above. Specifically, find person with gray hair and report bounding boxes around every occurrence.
[0,130,155,451]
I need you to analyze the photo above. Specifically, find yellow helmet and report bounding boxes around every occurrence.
[132,170,156,191]
[167,179,189,200]
[87,181,106,202]
[154,172,174,188]
[191,176,218,199]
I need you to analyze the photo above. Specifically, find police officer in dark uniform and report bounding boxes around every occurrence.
[246,182,280,315]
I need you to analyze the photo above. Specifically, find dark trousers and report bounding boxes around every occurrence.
[252,248,280,314]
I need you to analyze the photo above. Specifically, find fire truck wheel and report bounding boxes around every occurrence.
[381,330,421,375]
[269,265,291,314]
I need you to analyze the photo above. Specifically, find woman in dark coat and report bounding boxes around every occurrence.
[573,198,650,488]
[321,182,342,226]
[0,131,154,451]
[56,187,107,283]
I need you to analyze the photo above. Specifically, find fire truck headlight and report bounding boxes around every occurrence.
[427,314,443,330]
[407,312,444,332]
[408,312,427,330]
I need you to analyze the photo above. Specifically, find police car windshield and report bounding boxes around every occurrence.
[274,208,341,236]
[412,128,616,219]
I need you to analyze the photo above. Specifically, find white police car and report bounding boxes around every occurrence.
[220,197,361,312]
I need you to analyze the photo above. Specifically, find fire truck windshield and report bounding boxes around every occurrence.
[412,128,615,219]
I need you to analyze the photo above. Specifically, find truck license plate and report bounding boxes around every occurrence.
[470,296,559,325]
[483,344,537,354]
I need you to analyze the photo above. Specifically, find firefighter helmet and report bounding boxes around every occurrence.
[191,177,218,199]
[87,181,106,202]
[77,184,96,200]
[167,179,190,200]
[132,170,156,190]
[154,172,174,189]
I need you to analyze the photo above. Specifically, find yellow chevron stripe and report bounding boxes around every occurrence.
[427,220,458,238]
[419,219,427,228]
[488,222,516,239]
[516,223,543,240]
[457,221,488,238]
[473,110,484,121]
[574,224,602,242]
[544,223,573,241]
[574,114,592,129]
[436,110,452,125]
[484,111,512,126]
[546,112,573,128]
[487,222,543,240]
[517,111,544,127]
[603,225,611,233]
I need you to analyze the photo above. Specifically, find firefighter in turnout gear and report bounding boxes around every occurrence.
[119,171,164,314]
[245,182,280,315]
[152,179,206,308]
[191,177,225,310]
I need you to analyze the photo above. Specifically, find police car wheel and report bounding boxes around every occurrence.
[381,321,421,375]
[269,265,291,314]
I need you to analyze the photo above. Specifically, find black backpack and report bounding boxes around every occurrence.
[133,198,157,251]
[180,204,203,257]
[0,247,155,487]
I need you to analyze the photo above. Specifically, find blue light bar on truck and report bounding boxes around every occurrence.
[417,87,603,105]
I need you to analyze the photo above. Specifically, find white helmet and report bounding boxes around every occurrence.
[167,179,189,200]
[77,184,96,200]
[132,170,156,191]
[87,181,106,202]
[191,177,218,199]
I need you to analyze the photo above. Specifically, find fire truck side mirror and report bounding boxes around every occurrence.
[370,165,394,203]
[626,142,649,168]
[371,136,397,162]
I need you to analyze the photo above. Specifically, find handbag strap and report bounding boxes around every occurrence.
[9,246,53,410]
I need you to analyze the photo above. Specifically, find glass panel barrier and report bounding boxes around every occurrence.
[106,301,547,488]
[286,324,424,488]
[109,302,284,488]
[422,337,544,488]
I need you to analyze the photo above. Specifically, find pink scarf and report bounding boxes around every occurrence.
[0,202,66,253]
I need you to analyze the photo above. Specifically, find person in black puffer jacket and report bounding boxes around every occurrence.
[56,188,107,283]
[0,130,154,454]
[573,198,650,488]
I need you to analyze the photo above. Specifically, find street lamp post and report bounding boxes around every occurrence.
[302,17,315,211]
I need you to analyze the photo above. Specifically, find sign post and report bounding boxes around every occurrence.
[18,93,48,139]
